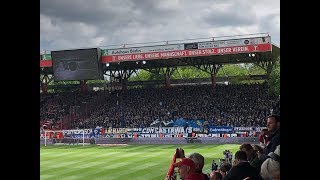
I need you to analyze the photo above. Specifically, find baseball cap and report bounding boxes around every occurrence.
[173,158,195,169]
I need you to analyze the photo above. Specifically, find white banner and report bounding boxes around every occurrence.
[233,127,254,131]
[106,44,184,55]
[198,36,271,49]
[62,129,91,134]
[255,127,267,132]
[105,128,127,134]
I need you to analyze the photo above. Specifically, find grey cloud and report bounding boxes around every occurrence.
[40,0,280,50]
[258,13,280,45]
[203,2,258,27]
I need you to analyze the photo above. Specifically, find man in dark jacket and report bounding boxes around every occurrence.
[263,114,280,155]
[239,143,263,173]
[223,151,263,180]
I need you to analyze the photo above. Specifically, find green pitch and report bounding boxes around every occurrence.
[40,144,240,180]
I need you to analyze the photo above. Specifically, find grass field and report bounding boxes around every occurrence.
[40,144,240,180]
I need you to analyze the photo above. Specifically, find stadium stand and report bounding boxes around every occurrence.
[40,82,279,130]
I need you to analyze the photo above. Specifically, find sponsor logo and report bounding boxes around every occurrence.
[102,50,108,56]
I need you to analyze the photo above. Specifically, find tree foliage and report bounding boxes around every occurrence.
[171,67,210,79]
[268,57,280,96]
[128,63,267,82]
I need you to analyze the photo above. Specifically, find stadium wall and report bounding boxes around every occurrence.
[40,137,259,145]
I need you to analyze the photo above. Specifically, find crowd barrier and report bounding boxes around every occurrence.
[40,137,259,145]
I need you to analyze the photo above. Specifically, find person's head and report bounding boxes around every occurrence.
[261,145,280,180]
[220,159,226,164]
[188,153,205,173]
[233,150,248,166]
[219,163,232,177]
[252,144,264,154]
[210,171,223,180]
[173,158,196,179]
[239,143,254,159]
[261,128,268,135]
[252,144,264,158]
[267,114,280,132]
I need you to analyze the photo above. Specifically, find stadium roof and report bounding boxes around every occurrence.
[103,44,279,71]
[40,33,280,75]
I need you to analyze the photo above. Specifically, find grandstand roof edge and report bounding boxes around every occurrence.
[40,33,271,53]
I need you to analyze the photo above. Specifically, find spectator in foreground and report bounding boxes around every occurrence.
[259,129,269,148]
[239,143,263,173]
[188,153,210,180]
[260,145,280,180]
[210,171,223,180]
[212,160,218,172]
[219,163,232,178]
[263,114,280,155]
[223,151,263,180]
[173,158,205,180]
[252,144,264,161]
[257,114,280,169]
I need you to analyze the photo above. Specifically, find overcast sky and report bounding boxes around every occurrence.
[40,0,280,51]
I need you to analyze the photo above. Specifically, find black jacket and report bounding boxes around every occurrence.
[248,153,262,173]
[264,128,280,155]
[223,162,263,180]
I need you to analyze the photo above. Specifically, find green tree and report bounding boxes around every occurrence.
[171,66,210,79]
[129,70,154,81]
[268,58,280,96]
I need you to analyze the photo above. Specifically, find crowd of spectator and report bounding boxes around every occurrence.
[40,83,281,179]
[40,90,106,129]
[40,82,280,130]
[166,114,280,180]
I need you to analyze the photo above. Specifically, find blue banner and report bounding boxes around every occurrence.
[90,127,101,138]
[173,118,205,128]
[209,126,233,133]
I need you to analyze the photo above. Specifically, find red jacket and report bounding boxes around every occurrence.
[259,133,269,145]
[185,173,205,180]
